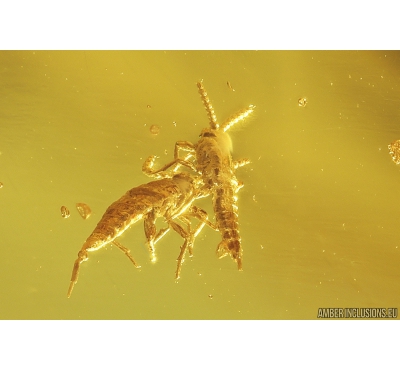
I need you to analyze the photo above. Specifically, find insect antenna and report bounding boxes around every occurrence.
[197,81,219,130]
[221,105,255,132]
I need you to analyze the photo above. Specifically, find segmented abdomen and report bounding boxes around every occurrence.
[84,179,181,252]
[212,173,242,270]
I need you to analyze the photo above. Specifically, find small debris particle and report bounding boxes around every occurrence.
[0,182,3,188]
[298,97,307,107]
[150,125,160,135]
[76,203,91,219]
[147,104,152,108]
[208,294,213,299]
[61,206,70,218]
[227,81,235,91]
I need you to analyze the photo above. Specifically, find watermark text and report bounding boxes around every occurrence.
[317,308,398,319]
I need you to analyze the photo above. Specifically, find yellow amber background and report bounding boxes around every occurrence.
[1,51,399,319]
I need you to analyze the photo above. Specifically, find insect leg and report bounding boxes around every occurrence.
[169,219,191,280]
[185,205,217,232]
[172,205,214,280]
[112,240,141,268]
[233,158,251,169]
[153,227,170,243]
[175,239,190,280]
[142,156,195,178]
[142,142,196,178]
[143,209,158,262]
[178,214,205,257]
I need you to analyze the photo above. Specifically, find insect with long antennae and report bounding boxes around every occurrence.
[67,155,214,297]
[144,81,254,270]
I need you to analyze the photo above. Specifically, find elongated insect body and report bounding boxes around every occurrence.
[195,82,254,269]
[68,172,210,297]
[195,128,245,269]
[83,176,190,255]
[144,81,254,270]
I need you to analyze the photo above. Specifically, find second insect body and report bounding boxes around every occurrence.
[67,165,210,297]
[144,81,254,270]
